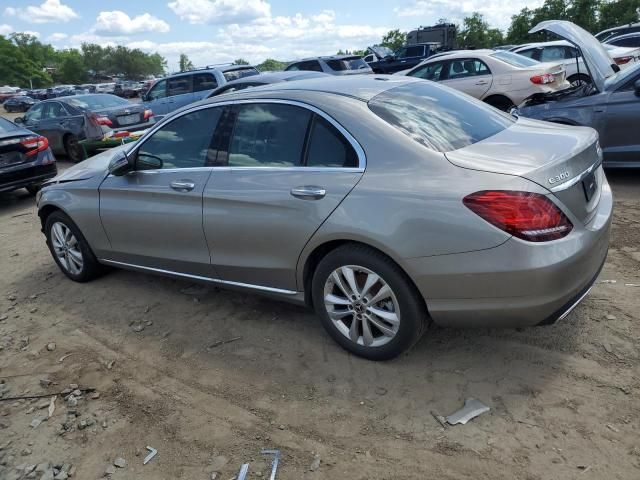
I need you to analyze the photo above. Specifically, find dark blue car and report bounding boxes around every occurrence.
[0,117,57,195]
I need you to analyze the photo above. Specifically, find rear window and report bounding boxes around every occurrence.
[368,82,514,152]
[66,95,129,110]
[490,51,540,67]
[325,57,369,71]
[223,67,259,82]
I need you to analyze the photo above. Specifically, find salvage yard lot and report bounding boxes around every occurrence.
[1,138,640,478]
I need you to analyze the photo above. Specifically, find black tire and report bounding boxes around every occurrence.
[26,184,41,195]
[4,106,12,113]
[484,96,515,112]
[64,134,84,163]
[567,74,591,87]
[311,243,428,360]
[44,210,104,282]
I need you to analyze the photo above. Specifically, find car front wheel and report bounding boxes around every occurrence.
[312,244,427,360]
[44,211,103,282]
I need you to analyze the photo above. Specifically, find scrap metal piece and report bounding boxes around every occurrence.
[262,449,280,480]
[237,463,250,480]
[143,446,157,465]
[446,398,490,425]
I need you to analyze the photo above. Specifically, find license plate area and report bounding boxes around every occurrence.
[582,170,597,202]
[118,114,139,125]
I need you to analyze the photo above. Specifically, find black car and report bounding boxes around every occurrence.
[604,32,640,48]
[0,117,57,195]
[15,94,155,162]
[595,22,640,42]
[367,43,439,74]
[207,71,330,98]
[4,96,38,113]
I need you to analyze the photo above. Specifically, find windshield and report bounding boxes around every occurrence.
[223,67,259,82]
[0,117,20,133]
[490,51,540,67]
[605,61,640,89]
[369,81,514,152]
[66,94,129,110]
[325,57,370,71]
[370,45,393,58]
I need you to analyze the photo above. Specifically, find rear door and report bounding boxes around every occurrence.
[99,106,223,276]
[441,58,493,99]
[193,72,219,101]
[38,102,75,151]
[203,101,364,291]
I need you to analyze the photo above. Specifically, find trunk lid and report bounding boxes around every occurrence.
[529,20,618,92]
[445,117,603,224]
[0,134,34,169]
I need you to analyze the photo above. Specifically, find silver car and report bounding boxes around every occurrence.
[37,76,612,360]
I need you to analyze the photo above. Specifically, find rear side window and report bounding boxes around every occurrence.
[288,61,323,72]
[306,117,358,168]
[167,76,192,97]
[491,50,539,67]
[325,57,369,71]
[612,36,640,47]
[193,73,218,92]
[369,82,514,152]
[136,108,222,169]
[229,104,311,167]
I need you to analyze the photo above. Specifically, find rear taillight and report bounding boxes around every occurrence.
[20,135,49,157]
[143,109,153,120]
[463,190,573,242]
[94,115,112,126]
[614,56,633,65]
[530,73,555,85]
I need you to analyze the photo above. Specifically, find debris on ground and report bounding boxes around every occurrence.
[143,446,157,465]
[46,343,56,351]
[309,454,321,471]
[180,284,210,295]
[114,457,127,468]
[446,398,491,425]
[207,336,242,350]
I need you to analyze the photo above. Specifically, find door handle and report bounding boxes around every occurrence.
[290,186,326,200]
[475,80,488,85]
[170,180,195,192]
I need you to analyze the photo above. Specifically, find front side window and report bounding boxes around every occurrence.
[25,103,44,122]
[223,67,259,82]
[193,73,218,92]
[296,61,323,72]
[146,80,166,101]
[409,62,444,81]
[168,76,192,97]
[516,48,536,59]
[405,46,425,57]
[43,102,69,119]
[136,108,222,169]
[228,104,311,167]
[369,82,514,152]
[306,117,358,168]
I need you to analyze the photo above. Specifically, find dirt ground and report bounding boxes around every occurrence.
[1,121,639,479]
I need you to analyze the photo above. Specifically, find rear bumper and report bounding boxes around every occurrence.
[112,119,155,133]
[0,161,57,193]
[405,179,613,328]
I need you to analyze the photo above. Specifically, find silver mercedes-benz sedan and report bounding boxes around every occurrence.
[37,75,612,360]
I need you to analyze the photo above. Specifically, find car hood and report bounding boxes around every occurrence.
[368,45,393,59]
[50,145,128,183]
[529,20,617,92]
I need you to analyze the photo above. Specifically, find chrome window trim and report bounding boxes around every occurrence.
[549,159,603,192]
[126,98,367,172]
[99,259,298,295]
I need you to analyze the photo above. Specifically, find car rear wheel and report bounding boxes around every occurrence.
[26,184,41,195]
[312,244,427,360]
[64,134,83,163]
[45,211,103,282]
[484,96,515,112]
[568,74,591,87]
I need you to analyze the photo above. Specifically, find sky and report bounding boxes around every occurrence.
[0,0,546,70]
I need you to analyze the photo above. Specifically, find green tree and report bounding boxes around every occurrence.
[54,49,87,84]
[0,35,51,87]
[256,58,286,71]
[233,58,250,65]
[179,53,194,72]
[459,12,504,48]
[599,0,640,31]
[381,29,407,51]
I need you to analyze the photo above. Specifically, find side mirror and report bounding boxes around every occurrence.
[137,153,163,170]
[140,93,148,102]
[14,116,24,124]
[634,79,640,97]
[108,150,133,176]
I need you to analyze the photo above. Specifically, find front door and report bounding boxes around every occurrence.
[99,106,223,276]
[203,102,364,292]
[143,79,169,118]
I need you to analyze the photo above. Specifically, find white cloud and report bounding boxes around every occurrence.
[47,32,68,41]
[168,0,271,25]
[22,30,41,38]
[93,11,170,36]
[393,0,545,30]
[0,24,13,36]
[4,0,79,24]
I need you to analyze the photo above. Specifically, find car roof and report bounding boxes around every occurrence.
[293,55,362,62]
[421,49,495,61]
[607,32,640,40]
[203,74,422,104]
[597,22,640,36]
[513,40,573,49]
[225,71,330,85]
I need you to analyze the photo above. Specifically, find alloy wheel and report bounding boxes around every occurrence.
[323,265,401,347]
[50,222,83,275]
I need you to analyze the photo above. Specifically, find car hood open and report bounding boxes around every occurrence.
[529,20,618,92]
